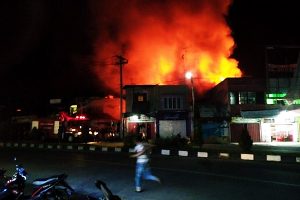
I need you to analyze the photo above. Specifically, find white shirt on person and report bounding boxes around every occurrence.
[134,143,149,163]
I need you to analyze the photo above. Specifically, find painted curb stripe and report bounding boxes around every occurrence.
[78,146,84,150]
[161,149,170,155]
[102,147,108,152]
[241,154,254,160]
[267,155,281,162]
[129,148,135,153]
[178,150,188,157]
[89,146,96,151]
[197,152,208,158]
[1,142,300,164]
[219,153,230,158]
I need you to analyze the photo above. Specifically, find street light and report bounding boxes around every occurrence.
[185,71,195,138]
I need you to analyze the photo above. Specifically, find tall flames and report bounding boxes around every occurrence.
[91,0,242,95]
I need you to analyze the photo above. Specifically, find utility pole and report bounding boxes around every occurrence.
[115,55,128,139]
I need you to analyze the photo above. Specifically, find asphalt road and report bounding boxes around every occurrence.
[1,148,300,200]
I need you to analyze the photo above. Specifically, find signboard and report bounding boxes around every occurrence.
[240,109,280,118]
[267,64,296,73]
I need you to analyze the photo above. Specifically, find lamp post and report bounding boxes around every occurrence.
[185,71,195,138]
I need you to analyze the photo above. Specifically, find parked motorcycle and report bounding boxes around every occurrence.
[95,180,121,200]
[74,180,121,200]
[0,163,74,200]
[0,169,7,187]
[30,173,74,199]
[0,164,27,199]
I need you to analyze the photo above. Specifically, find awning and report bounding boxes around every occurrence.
[241,109,280,118]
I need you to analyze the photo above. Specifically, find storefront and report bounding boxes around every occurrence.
[232,109,300,143]
[261,110,299,143]
[124,114,156,139]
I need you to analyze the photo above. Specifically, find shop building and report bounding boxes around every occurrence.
[203,47,300,143]
[123,85,191,139]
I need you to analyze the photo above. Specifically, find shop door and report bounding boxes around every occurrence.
[230,123,260,142]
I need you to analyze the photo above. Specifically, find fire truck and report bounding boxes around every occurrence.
[31,112,91,142]
[31,112,118,142]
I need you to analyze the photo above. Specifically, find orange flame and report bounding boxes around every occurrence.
[91,0,242,95]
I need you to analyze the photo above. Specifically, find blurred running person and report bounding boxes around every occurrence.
[130,134,161,192]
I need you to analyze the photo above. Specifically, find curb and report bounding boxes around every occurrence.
[1,142,300,164]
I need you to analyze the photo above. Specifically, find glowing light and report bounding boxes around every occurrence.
[275,110,294,123]
[75,115,87,120]
[185,71,193,80]
[131,115,139,121]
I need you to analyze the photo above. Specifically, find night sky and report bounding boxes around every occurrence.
[1,0,300,101]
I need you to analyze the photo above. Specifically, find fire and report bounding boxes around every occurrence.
[91,0,242,95]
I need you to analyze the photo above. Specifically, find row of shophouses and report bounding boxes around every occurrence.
[6,47,300,144]
[8,76,300,144]
[123,77,300,144]
[123,48,300,144]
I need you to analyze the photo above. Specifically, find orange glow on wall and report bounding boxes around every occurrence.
[91,0,242,95]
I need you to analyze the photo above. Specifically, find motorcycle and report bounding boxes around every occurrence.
[0,164,27,199]
[0,169,7,187]
[95,180,121,200]
[0,163,74,200]
[29,173,74,200]
[75,180,121,200]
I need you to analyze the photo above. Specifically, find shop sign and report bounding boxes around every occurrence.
[241,109,280,118]
[231,117,260,123]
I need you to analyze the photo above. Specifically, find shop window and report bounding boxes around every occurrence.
[238,92,256,104]
[229,92,237,105]
[137,95,144,102]
[134,93,147,103]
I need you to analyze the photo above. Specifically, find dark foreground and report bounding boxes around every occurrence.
[1,148,300,200]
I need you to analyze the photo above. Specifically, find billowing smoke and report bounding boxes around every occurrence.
[90,0,242,95]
